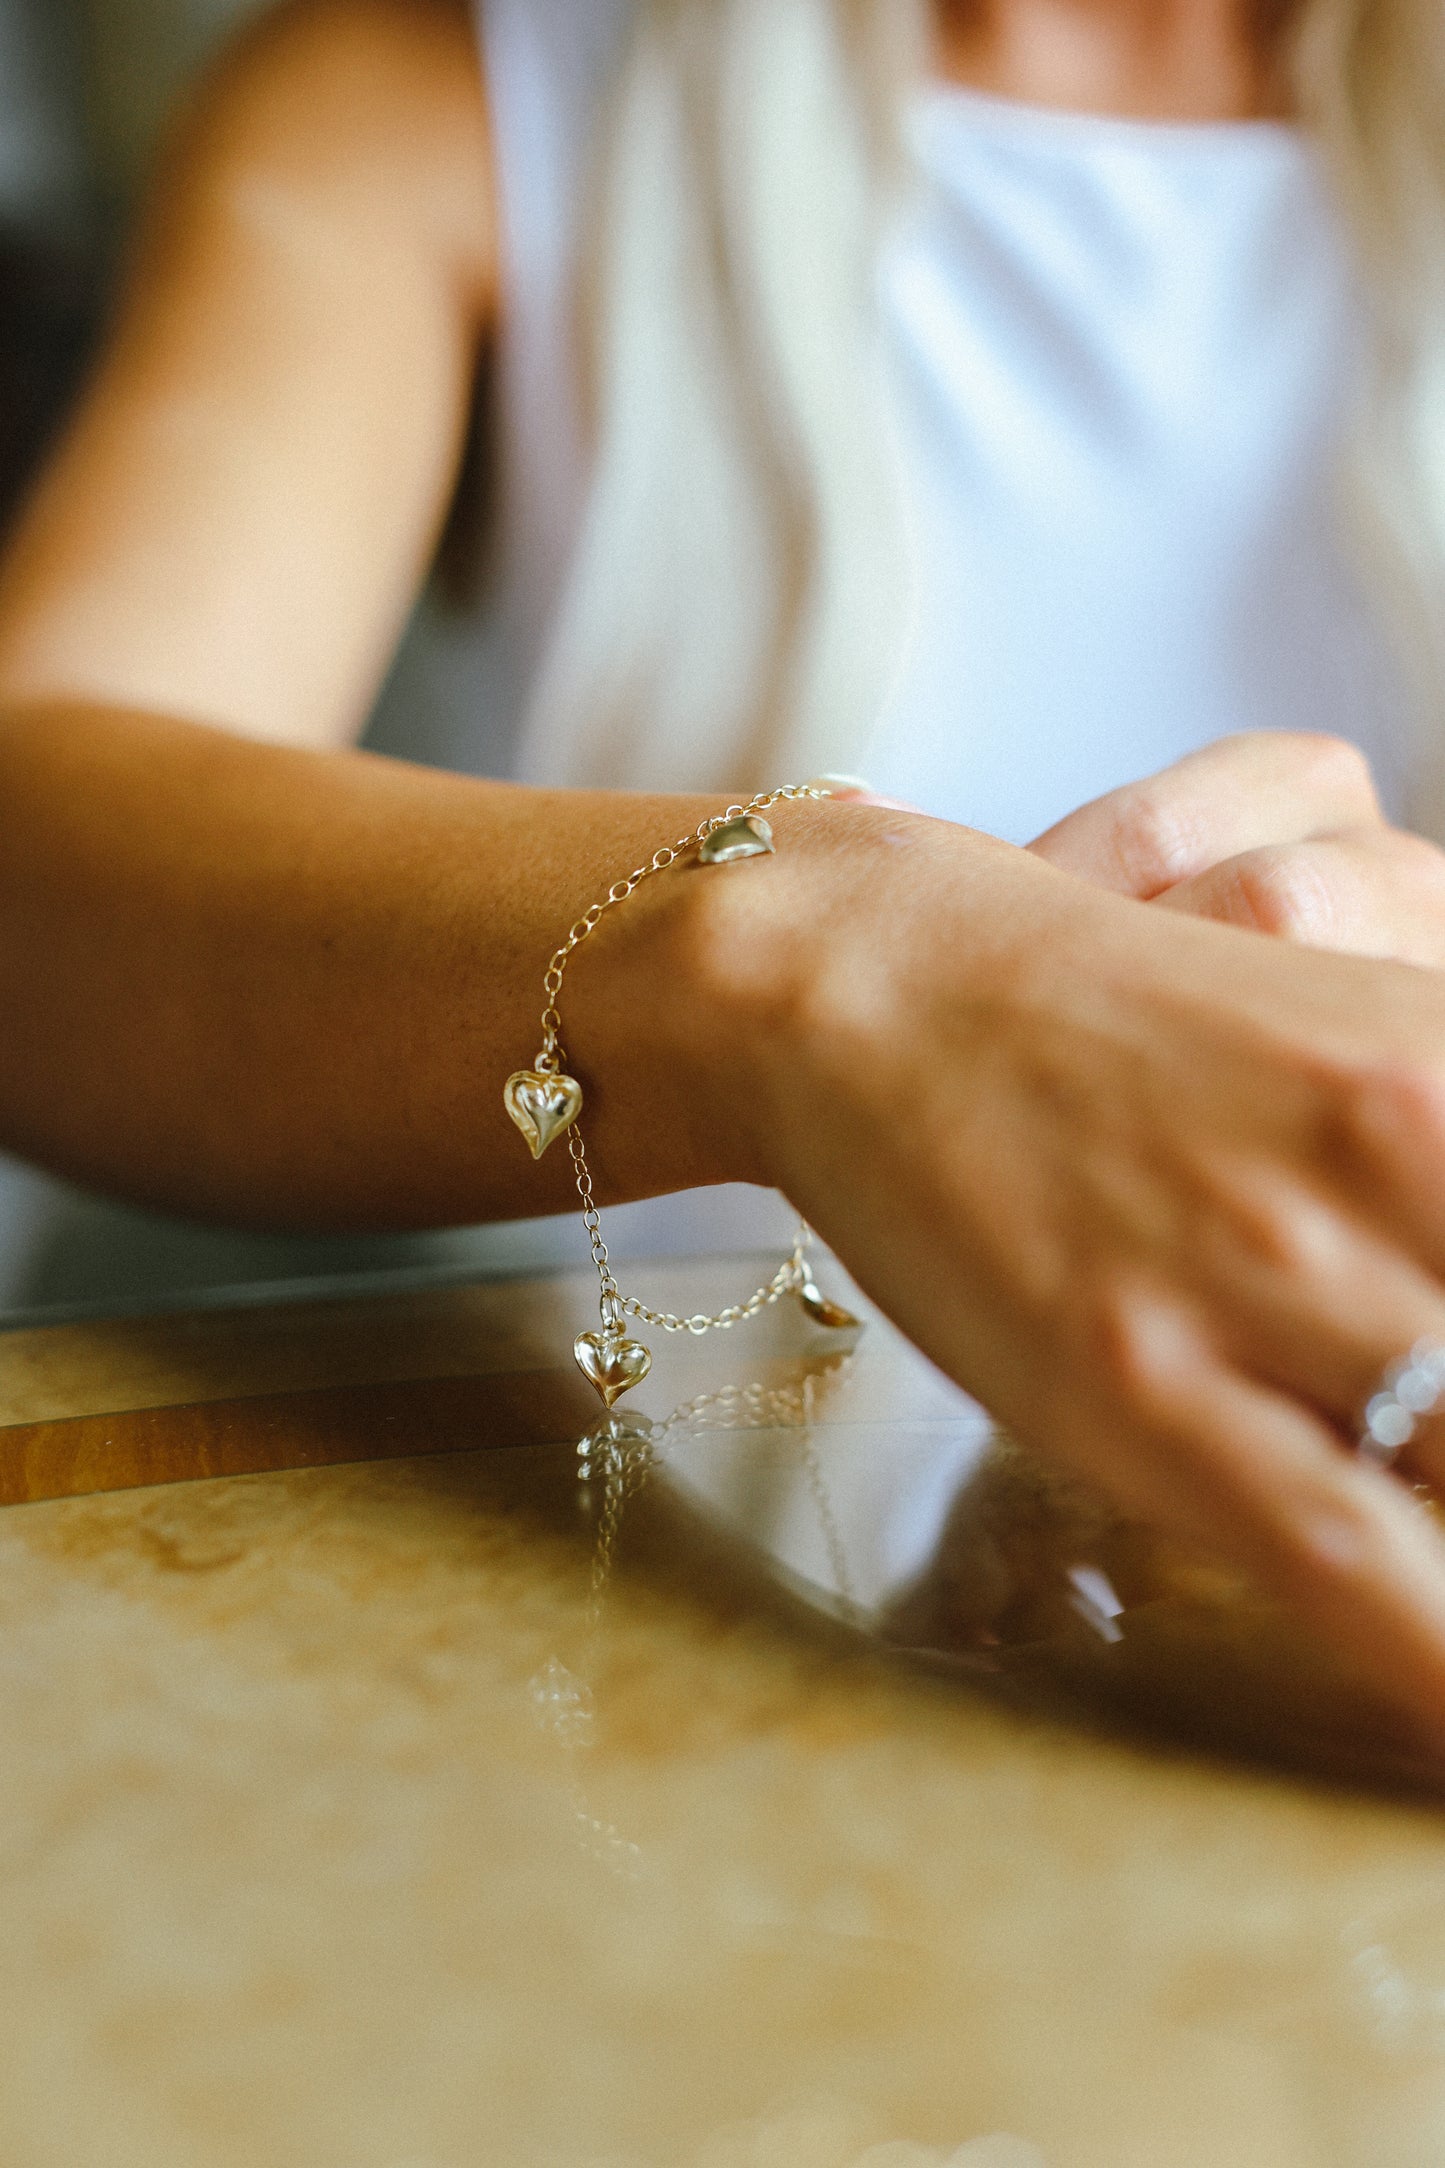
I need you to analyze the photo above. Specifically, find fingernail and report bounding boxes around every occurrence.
[808,773,874,794]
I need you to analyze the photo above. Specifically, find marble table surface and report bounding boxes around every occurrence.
[2,1254,1445,2168]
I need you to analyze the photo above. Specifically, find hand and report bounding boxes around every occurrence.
[680,803,1445,1749]
[1029,732,1445,966]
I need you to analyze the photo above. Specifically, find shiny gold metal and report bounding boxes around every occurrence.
[797,1280,863,1331]
[512,784,842,1369]
[697,815,775,865]
[574,1331,654,1410]
[504,1070,584,1160]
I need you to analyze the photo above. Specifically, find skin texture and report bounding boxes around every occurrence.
[7,0,1445,1739]
[938,0,1299,119]
[675,803,1445,1737]
[1032,732,1445,968]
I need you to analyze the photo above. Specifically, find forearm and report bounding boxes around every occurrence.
[21,698,1445,1750]
[0,701,800,1230]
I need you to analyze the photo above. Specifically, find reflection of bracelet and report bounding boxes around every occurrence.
[504,784,861,1410]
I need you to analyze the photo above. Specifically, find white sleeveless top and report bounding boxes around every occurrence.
[475,0,1411,836]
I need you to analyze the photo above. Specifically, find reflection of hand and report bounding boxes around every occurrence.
[679,797,1445,1743]
[1029,731,1445,966]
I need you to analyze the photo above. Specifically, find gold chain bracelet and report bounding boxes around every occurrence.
[503,784,862,1410]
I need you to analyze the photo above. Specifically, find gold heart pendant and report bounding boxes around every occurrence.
[797,1278,862,1331]
[697,814,775,865]
[574,1331,653,1410]
[504,1070,583,1160]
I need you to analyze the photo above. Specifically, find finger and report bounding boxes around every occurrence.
[1154,829,1445,966]
[821,784,928,816]
[1029,734,1383,898]
[1059,1308,1445,1742]
[1174,1175,1445,1437]
[1175,1375,1445,1744]
[1331,1052,1445,1292]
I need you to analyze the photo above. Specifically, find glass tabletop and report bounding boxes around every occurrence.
[0,1250,1442,2167]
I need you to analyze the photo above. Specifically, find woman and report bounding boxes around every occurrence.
[4,0,1445,1734]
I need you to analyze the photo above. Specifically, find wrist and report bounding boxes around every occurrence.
[552,791,818,1201]
[664,799,1062,1192]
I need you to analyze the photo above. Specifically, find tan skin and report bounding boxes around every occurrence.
[940,0,1298,118]
[6,0,1445,1741]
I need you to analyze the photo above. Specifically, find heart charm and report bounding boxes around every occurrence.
[574,1331,653,1410]
[797,1278,862,1331]
[504,1069,583,1160]
[697,814,775,865]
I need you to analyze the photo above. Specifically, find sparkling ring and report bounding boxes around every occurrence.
[1359,1340,1445,1467]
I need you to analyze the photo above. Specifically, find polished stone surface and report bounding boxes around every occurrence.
[1,1257,1444,2166]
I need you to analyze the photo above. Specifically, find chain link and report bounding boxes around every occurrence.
[526,783,833,1340]
[531,783,828,1079]
[618,1229,810,1334]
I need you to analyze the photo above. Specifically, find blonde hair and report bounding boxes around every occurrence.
[519,0,1445,813]
[1295,0,1445,833]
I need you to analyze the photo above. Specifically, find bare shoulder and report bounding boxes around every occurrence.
[158,0,496,308]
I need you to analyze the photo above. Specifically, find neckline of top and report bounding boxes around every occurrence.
[916,77,1305,153]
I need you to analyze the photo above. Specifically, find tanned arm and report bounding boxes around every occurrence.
[0,0,737,1230]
